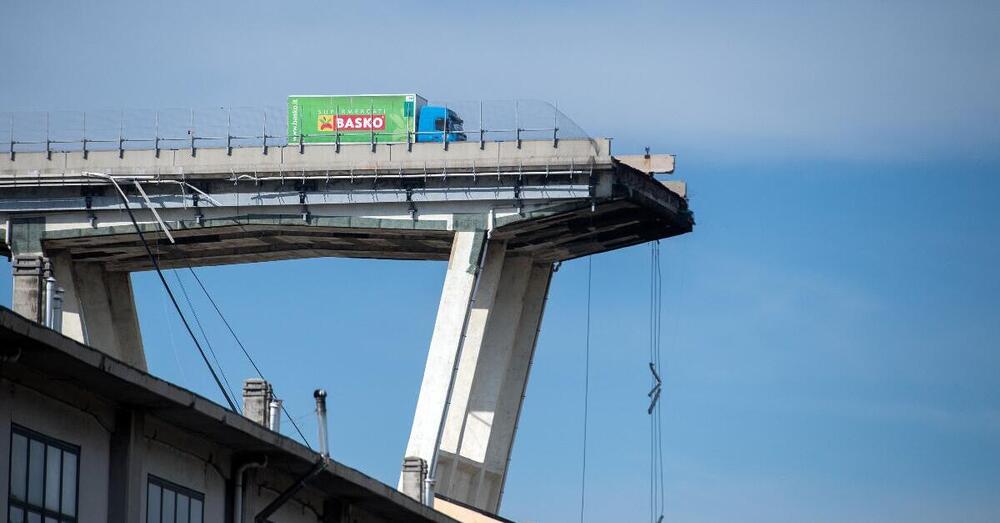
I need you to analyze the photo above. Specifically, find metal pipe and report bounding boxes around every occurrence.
[234,457,267,523]
[254,459,327,523]
[268,399,282,432]
[52,287,64,333]
[44,276,56,328]
[314,389,329,458]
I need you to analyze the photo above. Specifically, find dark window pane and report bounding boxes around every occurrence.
[162,489,176,523]
[147,483,162,523]
[27,511,42,523]
[11,433,28,500]
[45,445,61,511]
[435,118,445,131]
[44,517,57,523]
[9,506,25,523]
[28,440,45,506]
[190,499,202,523]
[176,494,189,523]
[61,451,77,517]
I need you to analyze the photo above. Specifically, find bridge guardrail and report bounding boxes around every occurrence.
[1,100,588,157]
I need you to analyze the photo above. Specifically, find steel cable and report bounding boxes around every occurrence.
[185,266,313,449]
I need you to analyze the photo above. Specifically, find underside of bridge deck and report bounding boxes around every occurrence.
[32,194,688,272]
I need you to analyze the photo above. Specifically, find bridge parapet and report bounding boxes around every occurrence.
[1,100,587,159]
[1,138,609,187]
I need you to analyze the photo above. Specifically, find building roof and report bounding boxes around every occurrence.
[0,306,456,523]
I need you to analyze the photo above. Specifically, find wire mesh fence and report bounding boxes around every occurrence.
[0,100,588,155]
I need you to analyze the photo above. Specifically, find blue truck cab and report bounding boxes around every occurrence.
[416,106,466,143]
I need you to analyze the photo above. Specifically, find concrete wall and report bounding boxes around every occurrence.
[0,380,114,522]
[0,376,387,523]
[140,417,229,522]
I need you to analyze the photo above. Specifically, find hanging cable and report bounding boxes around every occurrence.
[579,255,593,523]
[89,173,239,412]
[172,270,241,413]
[648,241,666,523]
[185,266,313,449]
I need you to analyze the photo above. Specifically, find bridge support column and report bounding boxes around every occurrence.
[402,230,553,513]
[48,252,147,370]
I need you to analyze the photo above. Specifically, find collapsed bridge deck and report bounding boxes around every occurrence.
[1,138,691,269]
[0,137,692,515]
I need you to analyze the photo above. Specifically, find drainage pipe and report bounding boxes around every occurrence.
[234,457,267,523]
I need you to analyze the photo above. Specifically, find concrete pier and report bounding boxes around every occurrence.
[401,233,553,511]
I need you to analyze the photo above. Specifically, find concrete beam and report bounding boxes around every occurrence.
[615,153,675,174]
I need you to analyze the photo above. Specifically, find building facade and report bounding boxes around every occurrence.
[0,307,455,523]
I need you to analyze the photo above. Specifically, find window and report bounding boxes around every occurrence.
[146,476,203,523]
[434,117,445,131]
[7,425,80,523]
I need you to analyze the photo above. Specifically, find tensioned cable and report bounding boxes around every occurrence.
[97,175,239,412]
[172,270,241,412]
[185,266,313,449]
[579,255,593,523]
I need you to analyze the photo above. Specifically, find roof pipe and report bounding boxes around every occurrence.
[234,457,267,523]
[53,287,64,333]
[268,399,282,432]
[252,390,330,523]
[314,389,329,458]
[44,276,56,329]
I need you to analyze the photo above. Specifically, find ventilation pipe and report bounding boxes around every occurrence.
[251,392,330,523]
[268,399,282,432]
[314,389,329,458]
[52,287,64,333]
[44,276,56,329]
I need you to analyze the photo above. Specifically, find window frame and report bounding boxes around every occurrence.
[146,475,204,523]
[7,424,81,523]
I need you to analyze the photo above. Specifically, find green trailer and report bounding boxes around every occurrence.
[287,94,426,144]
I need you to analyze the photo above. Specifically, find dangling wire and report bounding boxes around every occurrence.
[185,266,313,449]
[648,241,666,523]
[93,173,239,412]
[172,270,241,413]
[579,255,593,523]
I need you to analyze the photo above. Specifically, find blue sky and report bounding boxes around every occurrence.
[2,1,999,521]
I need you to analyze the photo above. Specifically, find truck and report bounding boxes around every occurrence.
[287,94,466,144]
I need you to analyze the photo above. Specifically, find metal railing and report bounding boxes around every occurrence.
[1,100,588,158]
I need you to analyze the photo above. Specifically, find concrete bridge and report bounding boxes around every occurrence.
[0,137,692,514]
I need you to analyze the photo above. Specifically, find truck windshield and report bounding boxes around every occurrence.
[449,118,464,131]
